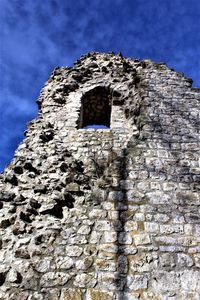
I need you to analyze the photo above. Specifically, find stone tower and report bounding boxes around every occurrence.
[0,52,200,300]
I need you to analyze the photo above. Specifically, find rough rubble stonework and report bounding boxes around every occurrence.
[0,52,200,299]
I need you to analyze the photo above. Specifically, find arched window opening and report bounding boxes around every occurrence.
[78,86,112,129]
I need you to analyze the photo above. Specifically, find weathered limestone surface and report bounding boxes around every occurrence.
[0,52,200,299]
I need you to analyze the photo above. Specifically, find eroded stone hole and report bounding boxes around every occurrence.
[0,272,6,286]
[78,86,112,129]
[40,193,75,219]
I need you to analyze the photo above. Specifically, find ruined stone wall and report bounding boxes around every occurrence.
[0,52,200,299]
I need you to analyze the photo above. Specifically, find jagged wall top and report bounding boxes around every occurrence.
[37,51,194,110]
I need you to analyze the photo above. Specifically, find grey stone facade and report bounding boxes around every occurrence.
[0,52,200,299]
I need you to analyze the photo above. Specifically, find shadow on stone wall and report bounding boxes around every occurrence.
[112,150,129,299]
[87,141,129,298]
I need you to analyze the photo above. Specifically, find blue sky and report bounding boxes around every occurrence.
[0,0,200,171]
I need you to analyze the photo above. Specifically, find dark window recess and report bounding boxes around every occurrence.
[78,86,112,129]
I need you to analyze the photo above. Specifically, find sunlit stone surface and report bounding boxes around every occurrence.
[0,52,200,299]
